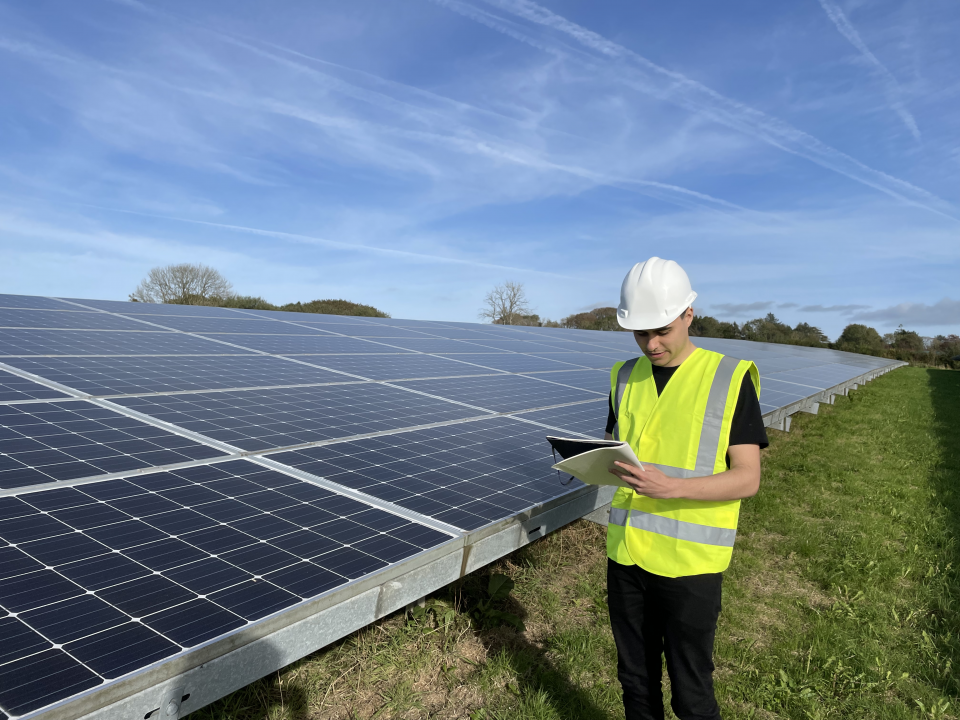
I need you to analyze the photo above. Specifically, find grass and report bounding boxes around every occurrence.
[188,367,960,720]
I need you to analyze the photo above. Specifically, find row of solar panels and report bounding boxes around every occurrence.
[0,294,902,720]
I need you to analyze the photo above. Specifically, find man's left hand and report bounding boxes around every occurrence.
[609,462,681,499]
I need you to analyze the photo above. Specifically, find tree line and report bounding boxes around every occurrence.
[478,282,959,368]
[130,263,389,318]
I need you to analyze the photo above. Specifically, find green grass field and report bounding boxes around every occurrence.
[189,366,960,720]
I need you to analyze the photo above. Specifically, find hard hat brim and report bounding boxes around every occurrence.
[616,292,697,331]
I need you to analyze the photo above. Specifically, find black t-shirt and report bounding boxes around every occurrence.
[605,362,769,464]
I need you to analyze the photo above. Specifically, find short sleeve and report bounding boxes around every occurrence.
[728,374,769,449]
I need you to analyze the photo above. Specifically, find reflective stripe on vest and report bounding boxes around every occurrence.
[608,507,737,548]
[695,356,740,475]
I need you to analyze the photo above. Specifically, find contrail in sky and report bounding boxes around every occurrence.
[817,0,920,140]
[72,205,575,279]
[436,0,954,220]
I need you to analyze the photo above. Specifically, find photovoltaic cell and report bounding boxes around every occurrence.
[1,356,356,396]
[499,337,589,350]
[0,401,226,490]
[294,354,504,381]
[0,459,453,716]
[761,363,880,389]
[112,384,488,451]
[521,370,612,394]
[361,338,496,354]
[198,334,412,355]
[563,343,635,356]
[393,374,601,413]
[290,322,436,339]
[0,370,71,403]
[513,401,608,438]
[228,309,370,323]
[453,339,562,353]
[756,377,818,403]
[62,300,243,318]
[267,417,579,531]
[523,352,622,369]
[394,328,504,340]
[0,310,150,332]
[436,353,589,373]
[0,295,74,311]
[143,317,335,335]
[0,330,253,357]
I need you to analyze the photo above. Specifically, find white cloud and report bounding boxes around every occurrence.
[711,301,775,316]
[798,303,870,313]
[851,298,960,328]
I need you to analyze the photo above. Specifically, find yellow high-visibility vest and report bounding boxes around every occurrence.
[607,348,760,577]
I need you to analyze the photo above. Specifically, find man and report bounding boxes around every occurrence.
[602,257,768,720]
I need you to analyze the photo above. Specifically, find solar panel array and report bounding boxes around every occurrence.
[0,294,900,720]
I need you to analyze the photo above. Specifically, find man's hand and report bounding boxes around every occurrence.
[608,445,761,501]
[609,461,681,499]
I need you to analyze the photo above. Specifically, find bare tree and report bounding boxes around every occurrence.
[130,263,234,304]
[479,281,533,325]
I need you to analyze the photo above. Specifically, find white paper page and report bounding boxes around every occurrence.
[551,443,644,487]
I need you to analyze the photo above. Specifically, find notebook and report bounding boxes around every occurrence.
[546,436,643,488]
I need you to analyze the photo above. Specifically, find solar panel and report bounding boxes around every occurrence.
[0,356,356,396]
[436,353,590,373]
[392,374,602,413]
[289,353,505,380]
[514,401,608,438]
[136,317,336,335]
[0,330,254,357]
[0,370,71,403]
[359,338,500,354]
[523,351,624,368]
[288,322,438,339]
[0,459,454,716]
[403,328,507,340]
[0,295,73,311]
[521,369,612,394]
[0,293,904,720]
[0,401,227,490]
[229,308,373,322]
[61,300,244,317]
[267,417,581,531]
[450,339,563,353]
[0,310,150,332]
[111,384,489,451]
[761,363,882,388]
[196,334,414,355]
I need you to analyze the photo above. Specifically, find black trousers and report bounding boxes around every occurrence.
[607,558,723,720]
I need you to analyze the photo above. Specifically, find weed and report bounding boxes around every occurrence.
[470,574,526,632]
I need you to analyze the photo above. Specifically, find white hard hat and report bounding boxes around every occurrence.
[617,257,698,330]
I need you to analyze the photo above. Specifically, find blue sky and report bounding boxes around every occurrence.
[1,0,957,339]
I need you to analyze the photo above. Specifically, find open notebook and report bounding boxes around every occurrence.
[546,436,643,488]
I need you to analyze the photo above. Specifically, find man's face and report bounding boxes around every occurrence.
[632,309,693,367]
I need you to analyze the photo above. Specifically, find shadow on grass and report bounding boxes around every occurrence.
[924,368,960,700]
[457,568,616,720]
[187,661,312,720]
